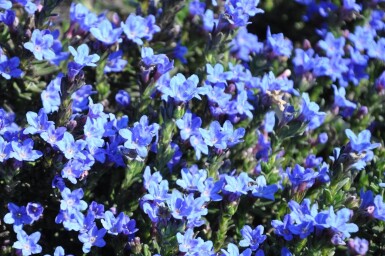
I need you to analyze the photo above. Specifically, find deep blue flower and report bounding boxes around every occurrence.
[3,203,33,230]
[12,230,42,255]
[271,215,294,241]
[287,164,319,192]
[0,9,15,27]
[88,201,105,219]
[252,176,278,200]
[0,56,23,79]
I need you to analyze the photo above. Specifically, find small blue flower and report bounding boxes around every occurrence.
[121,14,160,45]
[0,56,23,79]
[221,243,252,256]
[90,19,123,45]
[69,44,100,67]
[26,203,44,222]
[60,188,88,214]
[115,90,130,107]
[10,139,43,162]
[12,230,42,255]
[239,225,266,251]
[345,129,380,153]
[78,226,107,253]
[24,29,55,61]
[104,50,127,73]
[3,203,33,231]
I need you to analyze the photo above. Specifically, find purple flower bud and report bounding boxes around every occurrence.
[26,203,44,221]
[115,90,130,107]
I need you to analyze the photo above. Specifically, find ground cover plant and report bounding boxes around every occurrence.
[1,0,385,255]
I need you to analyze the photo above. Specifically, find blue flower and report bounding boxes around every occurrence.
[70,3,100,31]
[176,111,202,141]
[12,230,42,255]
[252,176,278,200]
[231,27,263,61]
[318,32,345,57]
[3,203,33,231]
[115,90,130,107]
[0,136,12,162]
[104,50,127,73]
[265,27,293,57]
[69,44,100,67]
[160,73,203,103]
[119,115,159,159]
[177,229,199,253]
[176,166,207,192]
[189,0,206,16]
[121,14,160,45]
[10,139,43,162]
[347,237,369,255]
[286,164,319,192]
[373,195,385,221]
[298,93,326,130]
[24,29,55,61]
[78,226,107,253]
[101,211,125,235]
[60,188,88,214]
[24,109,54,135]
[345,129,380,153]
[223,172,253,197]
[239,225,266,251]
[26,202,44,222]
[0,56,23,79]
[41,74,63,113]
[221,243,252,256]
[90,19,122,45]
